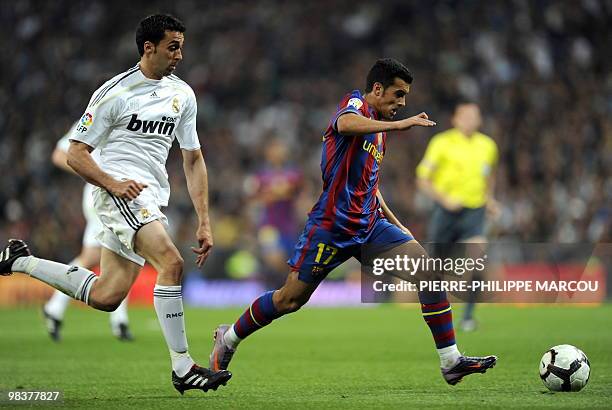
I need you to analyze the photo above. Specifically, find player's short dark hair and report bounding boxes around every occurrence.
[136,14,186,56]
[366,58,413,92]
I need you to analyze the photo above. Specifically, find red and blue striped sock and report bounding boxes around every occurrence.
[421,300,456,349]
[233,291,282,340]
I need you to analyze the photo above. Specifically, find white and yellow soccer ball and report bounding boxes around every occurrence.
[539,344,590,392]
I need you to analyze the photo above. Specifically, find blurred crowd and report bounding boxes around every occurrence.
[0,0,609,277]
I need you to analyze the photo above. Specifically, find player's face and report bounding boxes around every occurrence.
[266,140,288,166]
[376,78,411,120]
[150,30,184,77]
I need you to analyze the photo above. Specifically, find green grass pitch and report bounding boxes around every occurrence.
[0,304,610,409]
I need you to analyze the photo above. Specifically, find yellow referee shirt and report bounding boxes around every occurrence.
[416,128,498,209]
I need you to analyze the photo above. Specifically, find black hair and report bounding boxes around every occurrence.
[136,14,186,56]
[365,58,413,92]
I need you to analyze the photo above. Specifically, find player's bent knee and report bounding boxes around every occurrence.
[88,288,128,312]
[274,292,308,314]
[90,297,123,312]
[275,300,302,315]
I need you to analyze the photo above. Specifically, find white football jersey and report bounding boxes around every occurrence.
[70,64,201,206]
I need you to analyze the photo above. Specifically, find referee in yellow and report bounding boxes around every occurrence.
[416,102,499,331]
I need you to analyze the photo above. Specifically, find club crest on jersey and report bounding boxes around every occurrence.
[347,97,363,109]
[127,114,176,136]
[172,97,180,113]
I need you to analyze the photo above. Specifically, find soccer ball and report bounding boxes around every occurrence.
[539,344,590,392]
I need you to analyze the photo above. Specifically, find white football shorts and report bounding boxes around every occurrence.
[92,186,168,266]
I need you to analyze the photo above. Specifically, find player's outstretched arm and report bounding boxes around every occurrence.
[182,148,213,267]
[67,141,147,200]
[337,112,436,136]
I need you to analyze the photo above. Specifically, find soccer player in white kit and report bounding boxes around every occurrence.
[0,14,231,394]
[42,125,132,342]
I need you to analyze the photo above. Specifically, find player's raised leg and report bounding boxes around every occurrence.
[4,239,138,338]
[42,246,101,341]
[376,239,496,385]
[4,236,148,345]
[210,270,319,371]
[3,240,110,307]
[211,221,351,371]
[134,220,231,394]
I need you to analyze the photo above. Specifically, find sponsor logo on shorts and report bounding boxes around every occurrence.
[311,266,325,275]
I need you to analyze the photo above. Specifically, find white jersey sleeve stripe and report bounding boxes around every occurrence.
[89,66,137,107]
[90,66,139,107]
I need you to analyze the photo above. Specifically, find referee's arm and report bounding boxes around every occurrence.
[417,177,461,212]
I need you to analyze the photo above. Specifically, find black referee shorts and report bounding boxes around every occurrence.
[427,204,485,243]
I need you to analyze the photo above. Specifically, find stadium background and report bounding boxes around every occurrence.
[0,0,609,306]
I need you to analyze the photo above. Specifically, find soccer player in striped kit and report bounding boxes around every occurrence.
[0,14,230,393]
[209,59,497,385]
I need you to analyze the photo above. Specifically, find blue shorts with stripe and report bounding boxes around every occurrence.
[287,217,413,284]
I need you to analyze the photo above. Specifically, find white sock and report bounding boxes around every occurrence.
[110,298,129,328]
[223,324,242,349]
[44,291,71,320]
[12,256,97,304]
[170,351,195,377]
[153,285,194,377]
[438,344,461,368]
[44,257,84,319]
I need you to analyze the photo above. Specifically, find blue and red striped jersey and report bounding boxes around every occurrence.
[308,90,387,237]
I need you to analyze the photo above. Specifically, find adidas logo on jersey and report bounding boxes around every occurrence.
[127,114,176,136]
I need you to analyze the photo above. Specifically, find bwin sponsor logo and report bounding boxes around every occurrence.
[127,114,176,135]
